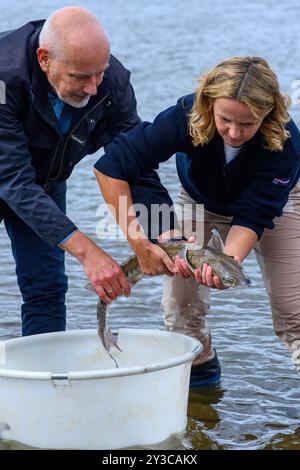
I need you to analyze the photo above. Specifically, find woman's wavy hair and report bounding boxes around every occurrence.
[189,56,291,151]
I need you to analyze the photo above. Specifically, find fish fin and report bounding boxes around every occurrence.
[207,229,225,252]
[182,245,197,274]
[129,272,144,288]
[103,327,122,353]
[178,245,187,259]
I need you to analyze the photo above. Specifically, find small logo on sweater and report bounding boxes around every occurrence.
[272,177,290,186]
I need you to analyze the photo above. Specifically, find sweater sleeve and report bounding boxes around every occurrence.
[228,138,300,238]
[94,96,193,182]
[0,85,77,247]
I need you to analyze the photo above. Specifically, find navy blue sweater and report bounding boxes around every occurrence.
[94,94,300,238]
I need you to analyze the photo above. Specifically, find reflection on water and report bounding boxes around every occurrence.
[188,386,225,428]
[1,0,300,451]
[264,426,300,450]
[185,386,225,450]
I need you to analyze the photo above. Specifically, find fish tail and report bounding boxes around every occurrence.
[104,326,122,353]
[108,352,119,368]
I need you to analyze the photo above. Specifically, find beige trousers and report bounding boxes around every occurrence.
[161,182,300,371]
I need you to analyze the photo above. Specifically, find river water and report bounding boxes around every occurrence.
[1,0,300,450]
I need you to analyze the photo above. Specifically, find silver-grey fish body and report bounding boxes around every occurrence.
[97,235,251,360]
[95,242,185,363]
[96,297,121,367]
[122,240,251,288]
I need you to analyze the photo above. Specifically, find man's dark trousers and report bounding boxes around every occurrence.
[0,176,175,336]
[1,181,67,336]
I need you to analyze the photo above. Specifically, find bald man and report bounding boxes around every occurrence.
[0,7,141,335]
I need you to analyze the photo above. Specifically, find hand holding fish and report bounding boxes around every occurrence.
[173,229,249,290]
[174,236,197,279]
[194,256,241,289]
[61,230,131,303]
[85,229,251,366]
[133,239,176,276]
[79,240,131,303]
[175,248,241,289]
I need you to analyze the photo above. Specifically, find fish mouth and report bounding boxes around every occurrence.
[239,277,252,287]
[224,277,252,288]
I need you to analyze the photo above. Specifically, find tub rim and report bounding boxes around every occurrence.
[0,328,202,382]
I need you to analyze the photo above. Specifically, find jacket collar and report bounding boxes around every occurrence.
[30,50,110,134]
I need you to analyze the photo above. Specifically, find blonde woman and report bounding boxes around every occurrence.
[94,57,300,386]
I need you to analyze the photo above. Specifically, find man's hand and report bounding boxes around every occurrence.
[60,230,131,304]
[82,246,131,303]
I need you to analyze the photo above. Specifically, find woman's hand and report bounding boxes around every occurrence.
[135,240,176,276]
[194,256,241,289]
[173,236,197,279]
[174,255,195,278]
[194,263,227,289]
[175,252,242,289]
[174,258,228,288]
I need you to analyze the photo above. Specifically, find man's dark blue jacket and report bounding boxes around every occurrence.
[0,20,139,246]
[95,94,300,239]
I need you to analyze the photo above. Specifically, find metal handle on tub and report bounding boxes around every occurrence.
[50,373,70,387]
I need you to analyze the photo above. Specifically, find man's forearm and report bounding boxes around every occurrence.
[59,229,101,262]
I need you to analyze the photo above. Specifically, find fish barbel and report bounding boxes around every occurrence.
[88,229,251,366]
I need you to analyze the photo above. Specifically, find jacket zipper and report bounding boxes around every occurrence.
[45,94,109,186]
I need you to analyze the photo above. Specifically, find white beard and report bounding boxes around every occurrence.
[57,93,91,109]
[57,95,91,109]
[49,79,91,108]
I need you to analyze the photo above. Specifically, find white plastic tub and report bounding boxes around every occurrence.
[0,328,201,449]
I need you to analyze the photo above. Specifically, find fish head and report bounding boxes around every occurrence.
[206,229,252,287]
[212,253,252,288]
[186,229,252,288]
